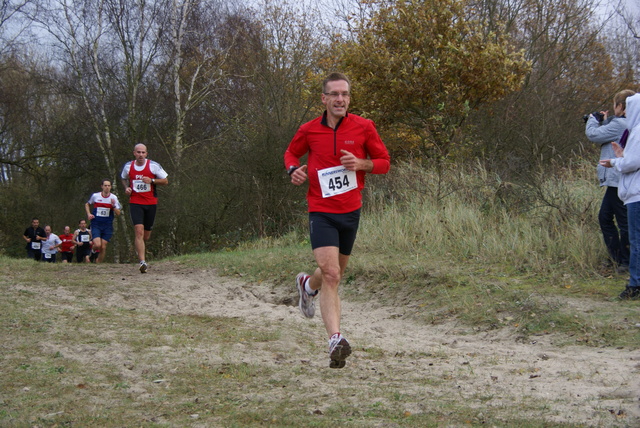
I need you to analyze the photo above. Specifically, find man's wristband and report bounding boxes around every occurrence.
[287,166,299,176]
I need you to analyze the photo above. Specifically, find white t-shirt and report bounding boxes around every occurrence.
[41,233,62,255]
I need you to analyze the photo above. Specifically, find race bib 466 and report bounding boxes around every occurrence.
[132,179,151,193]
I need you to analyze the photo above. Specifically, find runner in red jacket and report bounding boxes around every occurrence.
[284,72,390,368]
[59,226,75,263]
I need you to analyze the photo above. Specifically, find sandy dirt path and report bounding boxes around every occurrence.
[37,261,640,426]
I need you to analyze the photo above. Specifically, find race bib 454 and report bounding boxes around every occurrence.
[318,166,357,198]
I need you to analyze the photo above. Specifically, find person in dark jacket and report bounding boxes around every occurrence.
[23,217,46,261]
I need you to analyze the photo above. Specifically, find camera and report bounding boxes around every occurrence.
[583,111,604,123]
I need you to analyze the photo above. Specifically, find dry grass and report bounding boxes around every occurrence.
[2,162,639,427]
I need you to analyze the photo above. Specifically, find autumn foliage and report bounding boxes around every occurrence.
[336,0,530,158]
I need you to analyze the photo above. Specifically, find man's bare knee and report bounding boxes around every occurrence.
[321,267,341,286]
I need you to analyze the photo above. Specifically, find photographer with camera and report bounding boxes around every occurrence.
[585,89,635,273]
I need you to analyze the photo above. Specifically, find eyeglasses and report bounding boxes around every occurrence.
[323,92,350,98]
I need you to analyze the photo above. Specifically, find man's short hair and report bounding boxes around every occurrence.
[323,72,351,93]
[614,89,636,109]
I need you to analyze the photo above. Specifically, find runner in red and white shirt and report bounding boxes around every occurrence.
[283,72,390,368]
[85,179,122,263]
[120,143,169,273]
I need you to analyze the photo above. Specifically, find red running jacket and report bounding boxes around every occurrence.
[284,112,390,213]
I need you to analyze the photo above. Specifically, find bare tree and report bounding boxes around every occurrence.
[0,0,33,55]
[609,0,640,80]
[25,0,175,259]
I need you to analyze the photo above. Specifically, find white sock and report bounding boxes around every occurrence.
[304,278,317,296]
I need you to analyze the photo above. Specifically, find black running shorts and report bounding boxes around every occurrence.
[129,203,157,231]
[309,209,361,255]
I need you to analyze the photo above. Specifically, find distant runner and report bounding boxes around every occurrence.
[59,226,75,263]
[41,225,62,263]
[85,179,122,263]
[73,219,92,263]
[120,143,169,273]
[23,217,46,261]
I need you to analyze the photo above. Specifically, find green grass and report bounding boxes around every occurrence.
[4,253,629,427]
[1,162,639,426]
[216,160,640,349]
[186,242,639,349]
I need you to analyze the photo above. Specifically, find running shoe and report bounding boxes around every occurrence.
[139,261,148,274]
[328,333,351,369]
[296,272,315,318]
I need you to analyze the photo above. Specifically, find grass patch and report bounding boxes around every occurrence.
[1,254,635,426]
[2,159,639,426]
[180,235,640,349]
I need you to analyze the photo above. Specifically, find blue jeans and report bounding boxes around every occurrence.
[626,201,640,287]
[599,187,629,266]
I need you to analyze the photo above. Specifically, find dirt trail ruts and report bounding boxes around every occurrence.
[38,261,640,426]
